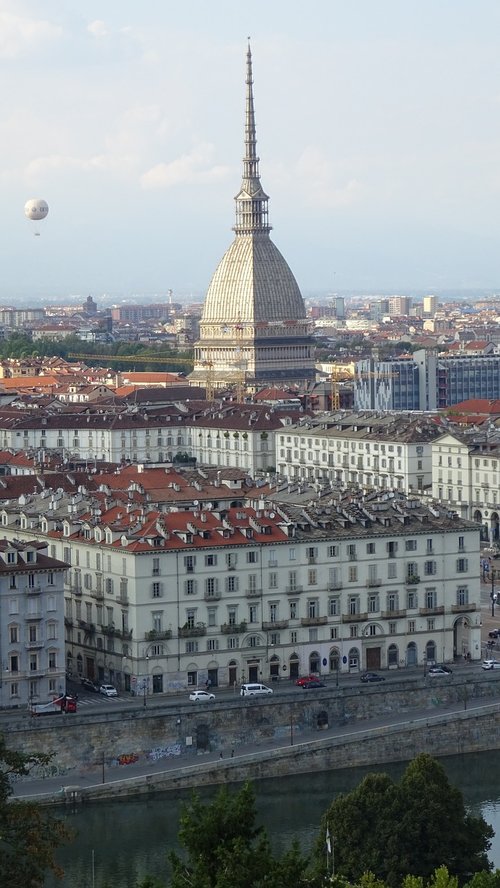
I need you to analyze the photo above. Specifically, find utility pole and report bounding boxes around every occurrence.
[492,568,497,618]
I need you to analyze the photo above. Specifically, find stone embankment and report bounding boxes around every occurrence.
[7,672,500,805]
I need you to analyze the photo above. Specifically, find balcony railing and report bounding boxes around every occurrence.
[178,623,206,638]
[301,616,328,627]
[145,629,172,641]
[221,621,247,635]
[451,603,477,613]
[366,579,381,587]
[405,576,420,585]
[381,609,406,619]
[204,591,221,601]
[71,586,82,597]
[262,620,289,630]
[78,620,95,633]
[25,585,41,594]
[117,594,129,606]
[286,585,303,595]
[327,582,343,591]
[419,606,444,616]
[341,612,368,623]
[101,625,133,640]
[25,640,44,649]
[91,590,104,601]
[245,588,262,598]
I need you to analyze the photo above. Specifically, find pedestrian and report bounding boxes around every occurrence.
[231,749,234,758]
[219,751,223,759]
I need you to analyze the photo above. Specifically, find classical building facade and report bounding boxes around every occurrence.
[0,540,67,709]
[431,430,500,541]
[191,44,315,392]
[0,490,481,697]
[275,413,441,494]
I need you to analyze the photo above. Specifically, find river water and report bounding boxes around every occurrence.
[45,751,500,887]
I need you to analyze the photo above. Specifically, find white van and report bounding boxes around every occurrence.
[240,683,273,697]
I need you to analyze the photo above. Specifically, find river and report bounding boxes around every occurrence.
[45,751,500,887]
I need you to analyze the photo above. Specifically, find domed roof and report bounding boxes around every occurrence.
[202,233,306,324]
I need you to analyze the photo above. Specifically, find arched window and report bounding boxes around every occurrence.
[406,641,417,666]
[388,643,398,667]
[309,651,321,674]
[348,647,360,670]
[329,647,340,672]
[426,640,436,663]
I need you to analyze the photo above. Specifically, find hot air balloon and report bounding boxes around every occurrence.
[24,199,49,235]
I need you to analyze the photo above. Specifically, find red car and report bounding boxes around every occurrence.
[295,675,319,687]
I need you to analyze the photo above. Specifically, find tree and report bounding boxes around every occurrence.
[314,755,492,887]
[0,733,72,886]
[168,781,309,887]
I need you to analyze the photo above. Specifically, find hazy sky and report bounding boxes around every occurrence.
[2,0,500,303]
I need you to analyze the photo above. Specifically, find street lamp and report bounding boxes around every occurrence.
[143,655,149,708]
[491,569,498,618]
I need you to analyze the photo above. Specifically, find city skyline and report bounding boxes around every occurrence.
[2,0,500,300]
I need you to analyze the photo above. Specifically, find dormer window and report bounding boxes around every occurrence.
[26,550,35,563]
[7,551,16,564]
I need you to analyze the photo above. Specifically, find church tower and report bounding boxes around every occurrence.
[191,43,315,394]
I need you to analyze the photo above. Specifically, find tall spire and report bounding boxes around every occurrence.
[233,41,272,235]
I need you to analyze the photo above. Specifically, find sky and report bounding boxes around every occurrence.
[2,0,500,304]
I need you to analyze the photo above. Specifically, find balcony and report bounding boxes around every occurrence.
[101,625,133,640]
[78,620,96,634]
[117,595,129,606]
[26,611,43,621]
[381,609,406,619]
[341,612,368,623]
[25,640,44,650]
[366,579,381,588]
[405,576,420,585]
[286,585,303,595]
[419,606,444,616]
[227,564,236,571]
[25,585,41,594]
[178,623,206,638]
[204,591,221,601]
[145,629,172,641]
[221,621,247,635]
[91,590,104,601]
[308,557,317,565]
[64,617,73,628]
[71,586,82,597]
[327,582,343,591]
[262,620,289,630]
[301,616,328,627]
[451,603,477,613]
[245,588,262,598]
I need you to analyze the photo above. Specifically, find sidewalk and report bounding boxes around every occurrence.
[10,693,495,804]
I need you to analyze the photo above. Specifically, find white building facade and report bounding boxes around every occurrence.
[0,493,481,696]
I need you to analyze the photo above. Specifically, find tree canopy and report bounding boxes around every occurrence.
[168,781,310,888]
[0,733,71,887]
[315,754,493,887]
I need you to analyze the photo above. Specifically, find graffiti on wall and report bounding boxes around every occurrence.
[148,743,181,761]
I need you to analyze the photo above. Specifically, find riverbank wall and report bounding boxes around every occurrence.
[6,673,500,804]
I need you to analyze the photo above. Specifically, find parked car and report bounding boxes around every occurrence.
[428,665,453,676]
[99,684,118,697]
[489,629,500,639]
[301,679,326,689]
[482,659,500,670]
[360,672,385,683]
[240,683,273,697]
[81,677,100,693]
[295,675,319,687]
[189,690,215,702]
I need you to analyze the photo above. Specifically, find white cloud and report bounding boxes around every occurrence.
[294,146,363,209]
[140,143,230,190]
[0,9,62,59]
[24,152,138,180]
[87,20,108,39]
